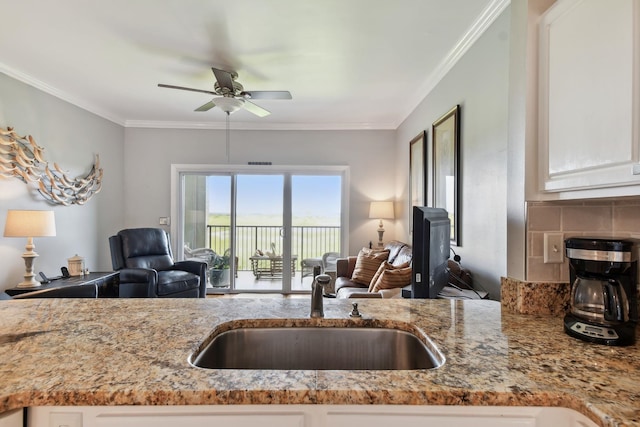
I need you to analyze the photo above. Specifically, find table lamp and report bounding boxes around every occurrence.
[3,210,56,288]
[369,201,394,248]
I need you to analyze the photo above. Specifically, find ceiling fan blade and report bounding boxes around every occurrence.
[241,90,292,100]
[211,68,235,92]
[194,100,216,112]
[158,84,216,96]
[243,100,270,117]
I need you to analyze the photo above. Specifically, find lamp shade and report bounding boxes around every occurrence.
[369,201,395,220]
[4,210,56,237]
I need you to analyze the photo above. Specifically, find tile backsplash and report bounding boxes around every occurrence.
[527,198,640,282]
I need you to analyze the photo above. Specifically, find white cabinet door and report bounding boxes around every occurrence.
[0,409,22,427]
[28,405,599,427]
[326,406,598,427]
[30,406,306,427]
[538,0,640,193]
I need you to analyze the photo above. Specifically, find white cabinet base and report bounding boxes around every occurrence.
[29,405,598,427]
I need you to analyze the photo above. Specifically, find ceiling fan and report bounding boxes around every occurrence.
[158,67,292,117]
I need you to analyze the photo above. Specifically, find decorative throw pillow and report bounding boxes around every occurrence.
[351,248,389,286]
[370,262,412,292]
[367,261,390,292]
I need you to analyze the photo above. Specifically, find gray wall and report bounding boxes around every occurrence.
[123,127,397,256]
[0,73,124,290]
[395,7,511,300]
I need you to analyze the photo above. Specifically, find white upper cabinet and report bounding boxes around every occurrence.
[538,0,639,195]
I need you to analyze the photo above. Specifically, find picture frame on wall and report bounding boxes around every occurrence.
[432,105,460,245]
[409,131,427,232]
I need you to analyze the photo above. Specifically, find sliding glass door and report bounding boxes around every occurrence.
[174,165,347,294]
[235,174,287,291]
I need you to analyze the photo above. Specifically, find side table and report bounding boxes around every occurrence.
[5,272,119,298]
[249,255,298,279]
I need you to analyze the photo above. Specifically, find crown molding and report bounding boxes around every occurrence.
[124,119,397,131]
[398,0,511,126]
[0,63,126,126]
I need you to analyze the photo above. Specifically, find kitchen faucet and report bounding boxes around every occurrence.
[310,273,331,318]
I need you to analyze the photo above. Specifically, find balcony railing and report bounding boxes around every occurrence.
[206,225,340,271]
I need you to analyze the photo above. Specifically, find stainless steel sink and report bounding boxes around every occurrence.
[190,325,444,370]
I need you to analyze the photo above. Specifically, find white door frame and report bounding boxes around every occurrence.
[170,164,350,292]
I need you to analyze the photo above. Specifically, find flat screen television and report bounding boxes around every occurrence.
[411,206,450,299]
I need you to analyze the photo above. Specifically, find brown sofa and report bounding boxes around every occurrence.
[334,240,412,298]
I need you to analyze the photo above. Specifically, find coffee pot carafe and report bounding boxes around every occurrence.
[564,237,637,346]
[570,277,630,323]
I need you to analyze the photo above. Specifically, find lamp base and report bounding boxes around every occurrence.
[16,278,41,288]
[16,250,41,288]
[377,224,385,248]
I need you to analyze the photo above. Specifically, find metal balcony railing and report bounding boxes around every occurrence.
[206,225,340,271]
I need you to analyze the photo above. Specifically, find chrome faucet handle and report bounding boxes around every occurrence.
[349,302,362,318]
[315,274,331,287]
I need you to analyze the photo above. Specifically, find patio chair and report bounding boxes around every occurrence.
[184,245,216,264]
[300,257,323,282]
[185,246,238,286]
[322,252,340,272]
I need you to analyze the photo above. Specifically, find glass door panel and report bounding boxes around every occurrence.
[183,175,207,251]
[205,175,232,288]
[235,174,286,291]
[292,175,342,291]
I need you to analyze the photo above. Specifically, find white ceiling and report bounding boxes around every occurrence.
[0,0,508,130]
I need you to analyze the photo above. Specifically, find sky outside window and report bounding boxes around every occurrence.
[207,174,341,225]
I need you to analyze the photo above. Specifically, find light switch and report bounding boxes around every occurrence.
[159,217,170,226]
[544,232,564,263]
[50,412,82,427]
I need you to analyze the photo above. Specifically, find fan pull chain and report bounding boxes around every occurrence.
[225,111,230,163]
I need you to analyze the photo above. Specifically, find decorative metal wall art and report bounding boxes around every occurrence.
[0,126,103,206]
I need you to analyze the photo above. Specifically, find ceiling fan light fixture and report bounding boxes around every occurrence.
[158,68,289,117]
[215,97,244,114]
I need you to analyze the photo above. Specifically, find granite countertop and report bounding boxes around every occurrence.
[0,298,638,426]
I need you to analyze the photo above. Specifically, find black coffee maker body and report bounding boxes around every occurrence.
[564,237,638,346]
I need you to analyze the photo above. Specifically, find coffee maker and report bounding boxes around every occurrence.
[564,237,638,346]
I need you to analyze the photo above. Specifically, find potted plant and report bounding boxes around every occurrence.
[209,251,230,287]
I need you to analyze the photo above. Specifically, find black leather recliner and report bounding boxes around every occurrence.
[109,228,207,298]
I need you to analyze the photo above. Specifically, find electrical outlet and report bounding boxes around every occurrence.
[50,412,82,427]
[159,217,170,226]
[544,232,564,263]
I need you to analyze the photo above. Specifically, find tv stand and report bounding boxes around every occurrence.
[5,272,119,298]
[402,284,488,300]
[438,284,488,300]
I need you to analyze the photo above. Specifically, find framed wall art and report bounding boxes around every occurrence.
[409,131,427,232]
[409,130,427,208]
[432,105,460,245]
